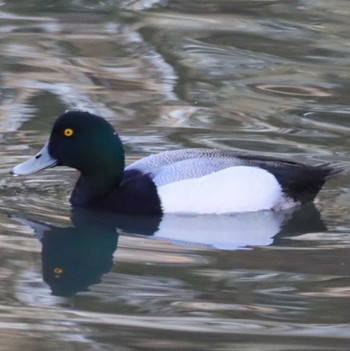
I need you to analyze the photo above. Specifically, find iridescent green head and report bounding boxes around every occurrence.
[12,110,125,192]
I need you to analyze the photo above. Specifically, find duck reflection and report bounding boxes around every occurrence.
[15,204,326,297]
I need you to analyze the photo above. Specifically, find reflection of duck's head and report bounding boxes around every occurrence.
[13,208,162,297]
[11,110,343,215]
[41,225,118,297]
[17,216,119,297]
[41,228,117,296]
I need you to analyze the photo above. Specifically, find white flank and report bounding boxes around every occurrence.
[157,166,283,214]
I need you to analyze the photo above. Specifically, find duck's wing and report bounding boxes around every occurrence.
[126,149,244,185]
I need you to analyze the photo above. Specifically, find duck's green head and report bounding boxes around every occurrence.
[12,110,125,186]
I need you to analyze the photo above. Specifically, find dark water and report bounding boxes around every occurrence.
[1,1,350,350]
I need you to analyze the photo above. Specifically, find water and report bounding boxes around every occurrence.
[1,1,350,350]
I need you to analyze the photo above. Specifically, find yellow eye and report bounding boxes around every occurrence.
[64,128,74,137]
[54,267,63,274]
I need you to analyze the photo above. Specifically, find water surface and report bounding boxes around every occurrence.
[0,1,350,350]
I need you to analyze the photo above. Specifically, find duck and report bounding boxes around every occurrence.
[11,110,343,215]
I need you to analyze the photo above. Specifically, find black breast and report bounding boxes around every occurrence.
[90,169,162,215]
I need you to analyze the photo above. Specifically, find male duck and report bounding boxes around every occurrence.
[11,110,342,215]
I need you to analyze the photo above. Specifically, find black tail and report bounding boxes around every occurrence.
[318,162,345,179]
[277,162,345,204]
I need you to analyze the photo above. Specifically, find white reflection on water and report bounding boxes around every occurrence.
[154,211,286,249]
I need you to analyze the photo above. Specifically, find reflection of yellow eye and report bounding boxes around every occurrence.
[64,128,74,137]
[54,267,63,274]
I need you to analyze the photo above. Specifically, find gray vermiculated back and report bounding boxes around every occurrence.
[125,148,288,187]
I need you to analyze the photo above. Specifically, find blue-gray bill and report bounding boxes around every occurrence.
[11,142,58,176]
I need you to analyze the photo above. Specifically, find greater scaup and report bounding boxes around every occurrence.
[11,110,343,214]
